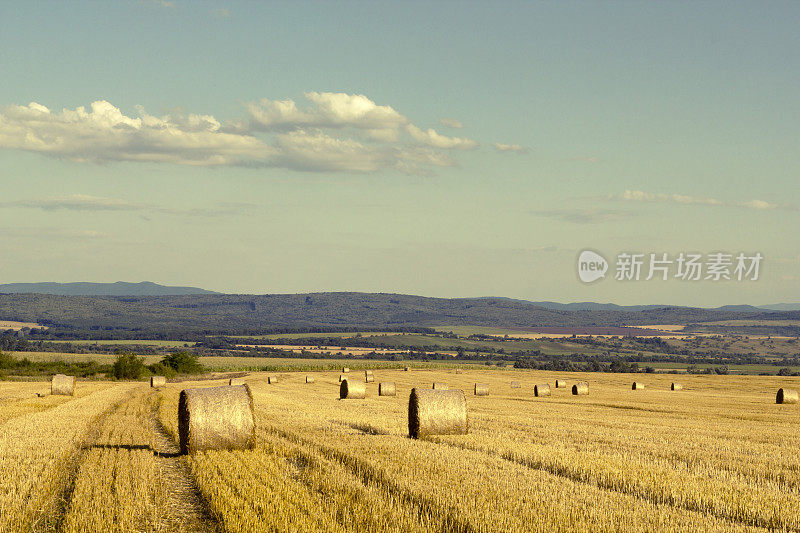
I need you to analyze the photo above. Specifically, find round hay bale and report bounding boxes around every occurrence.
[267,375,278,384]
[404,366,410,371]
[229,377,245,386]
[364,370,375,383]
[178,384,255,454]
[572,382,589,395]
[632,382,644,390]
[474,383,489,396]
[510,381,521,389]
[455,368,462,374]
[534,384,551,397]
[340,379,366,399]
[378,382,396,396]
[150,376,166,388]
[305,375,315,384]
[342,367,350,373]
[408,388,468,439]
[555,379,567,388]
[51,374,75,396]
[776,388,799,404]
[432,382,449,390]
[671,382,683,391]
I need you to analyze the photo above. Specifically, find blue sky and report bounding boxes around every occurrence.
[0,1,797,306]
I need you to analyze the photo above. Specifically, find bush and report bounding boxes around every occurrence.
[148,361,177,379]
[160,351,204,374]
[0,351,18,369]
[112,352,146,380]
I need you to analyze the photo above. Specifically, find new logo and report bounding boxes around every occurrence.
[577,250,608,283]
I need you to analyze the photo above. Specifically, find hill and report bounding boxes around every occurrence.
[0,292,796,335]
[0,281,218,296]
[481,298,772,313]
[759,303,800,311]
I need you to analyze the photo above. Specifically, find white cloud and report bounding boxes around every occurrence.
[620,190,723,206]
[440,118,463,128]
[738,199,779,210]
[270,129,455,173]
[248,92,476,150]
[247,92,408,131]
[406,124,477,150]
[492,142,528,154]
[0,101,271,166]
[271,130,388,173]
[0,93,492,174]
[617,190,792,211]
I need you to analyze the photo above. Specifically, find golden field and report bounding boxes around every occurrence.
[1,368,798,532]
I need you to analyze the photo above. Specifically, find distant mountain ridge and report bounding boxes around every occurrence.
[0,291,797,334]
[758,303,800,311]
[0,283,796,311]
[477,297,789,313]
[0,281,218,296]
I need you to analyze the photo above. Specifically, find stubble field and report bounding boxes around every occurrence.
[1,368,798,532]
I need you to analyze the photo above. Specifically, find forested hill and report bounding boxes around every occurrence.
[0,281,217,296]
[0,292,796,334]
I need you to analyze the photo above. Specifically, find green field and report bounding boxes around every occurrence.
[9,351,798,376]
[228,331,408,340]
[297,332,602,356]
[7,352,475,373]
[640,362,799,374]
[45,339,193,347]
[432,325,535,336]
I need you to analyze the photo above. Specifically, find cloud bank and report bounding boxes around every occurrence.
[0,93,479,174]
[0,101,269,166]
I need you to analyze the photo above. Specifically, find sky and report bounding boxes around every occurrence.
[0,0,798,306]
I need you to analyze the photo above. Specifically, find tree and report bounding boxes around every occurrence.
[609,359,630,373]
[160,351,203,374]
[112,352,146,380]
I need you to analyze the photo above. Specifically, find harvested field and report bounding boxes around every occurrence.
[2,369,799,531]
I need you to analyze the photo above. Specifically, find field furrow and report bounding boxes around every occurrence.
[60,387,218,533]
[0,383,136,532]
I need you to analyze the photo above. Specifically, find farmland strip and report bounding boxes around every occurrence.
[60,388,219,532]
[0,383,136,532]
[432,432,793,530]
